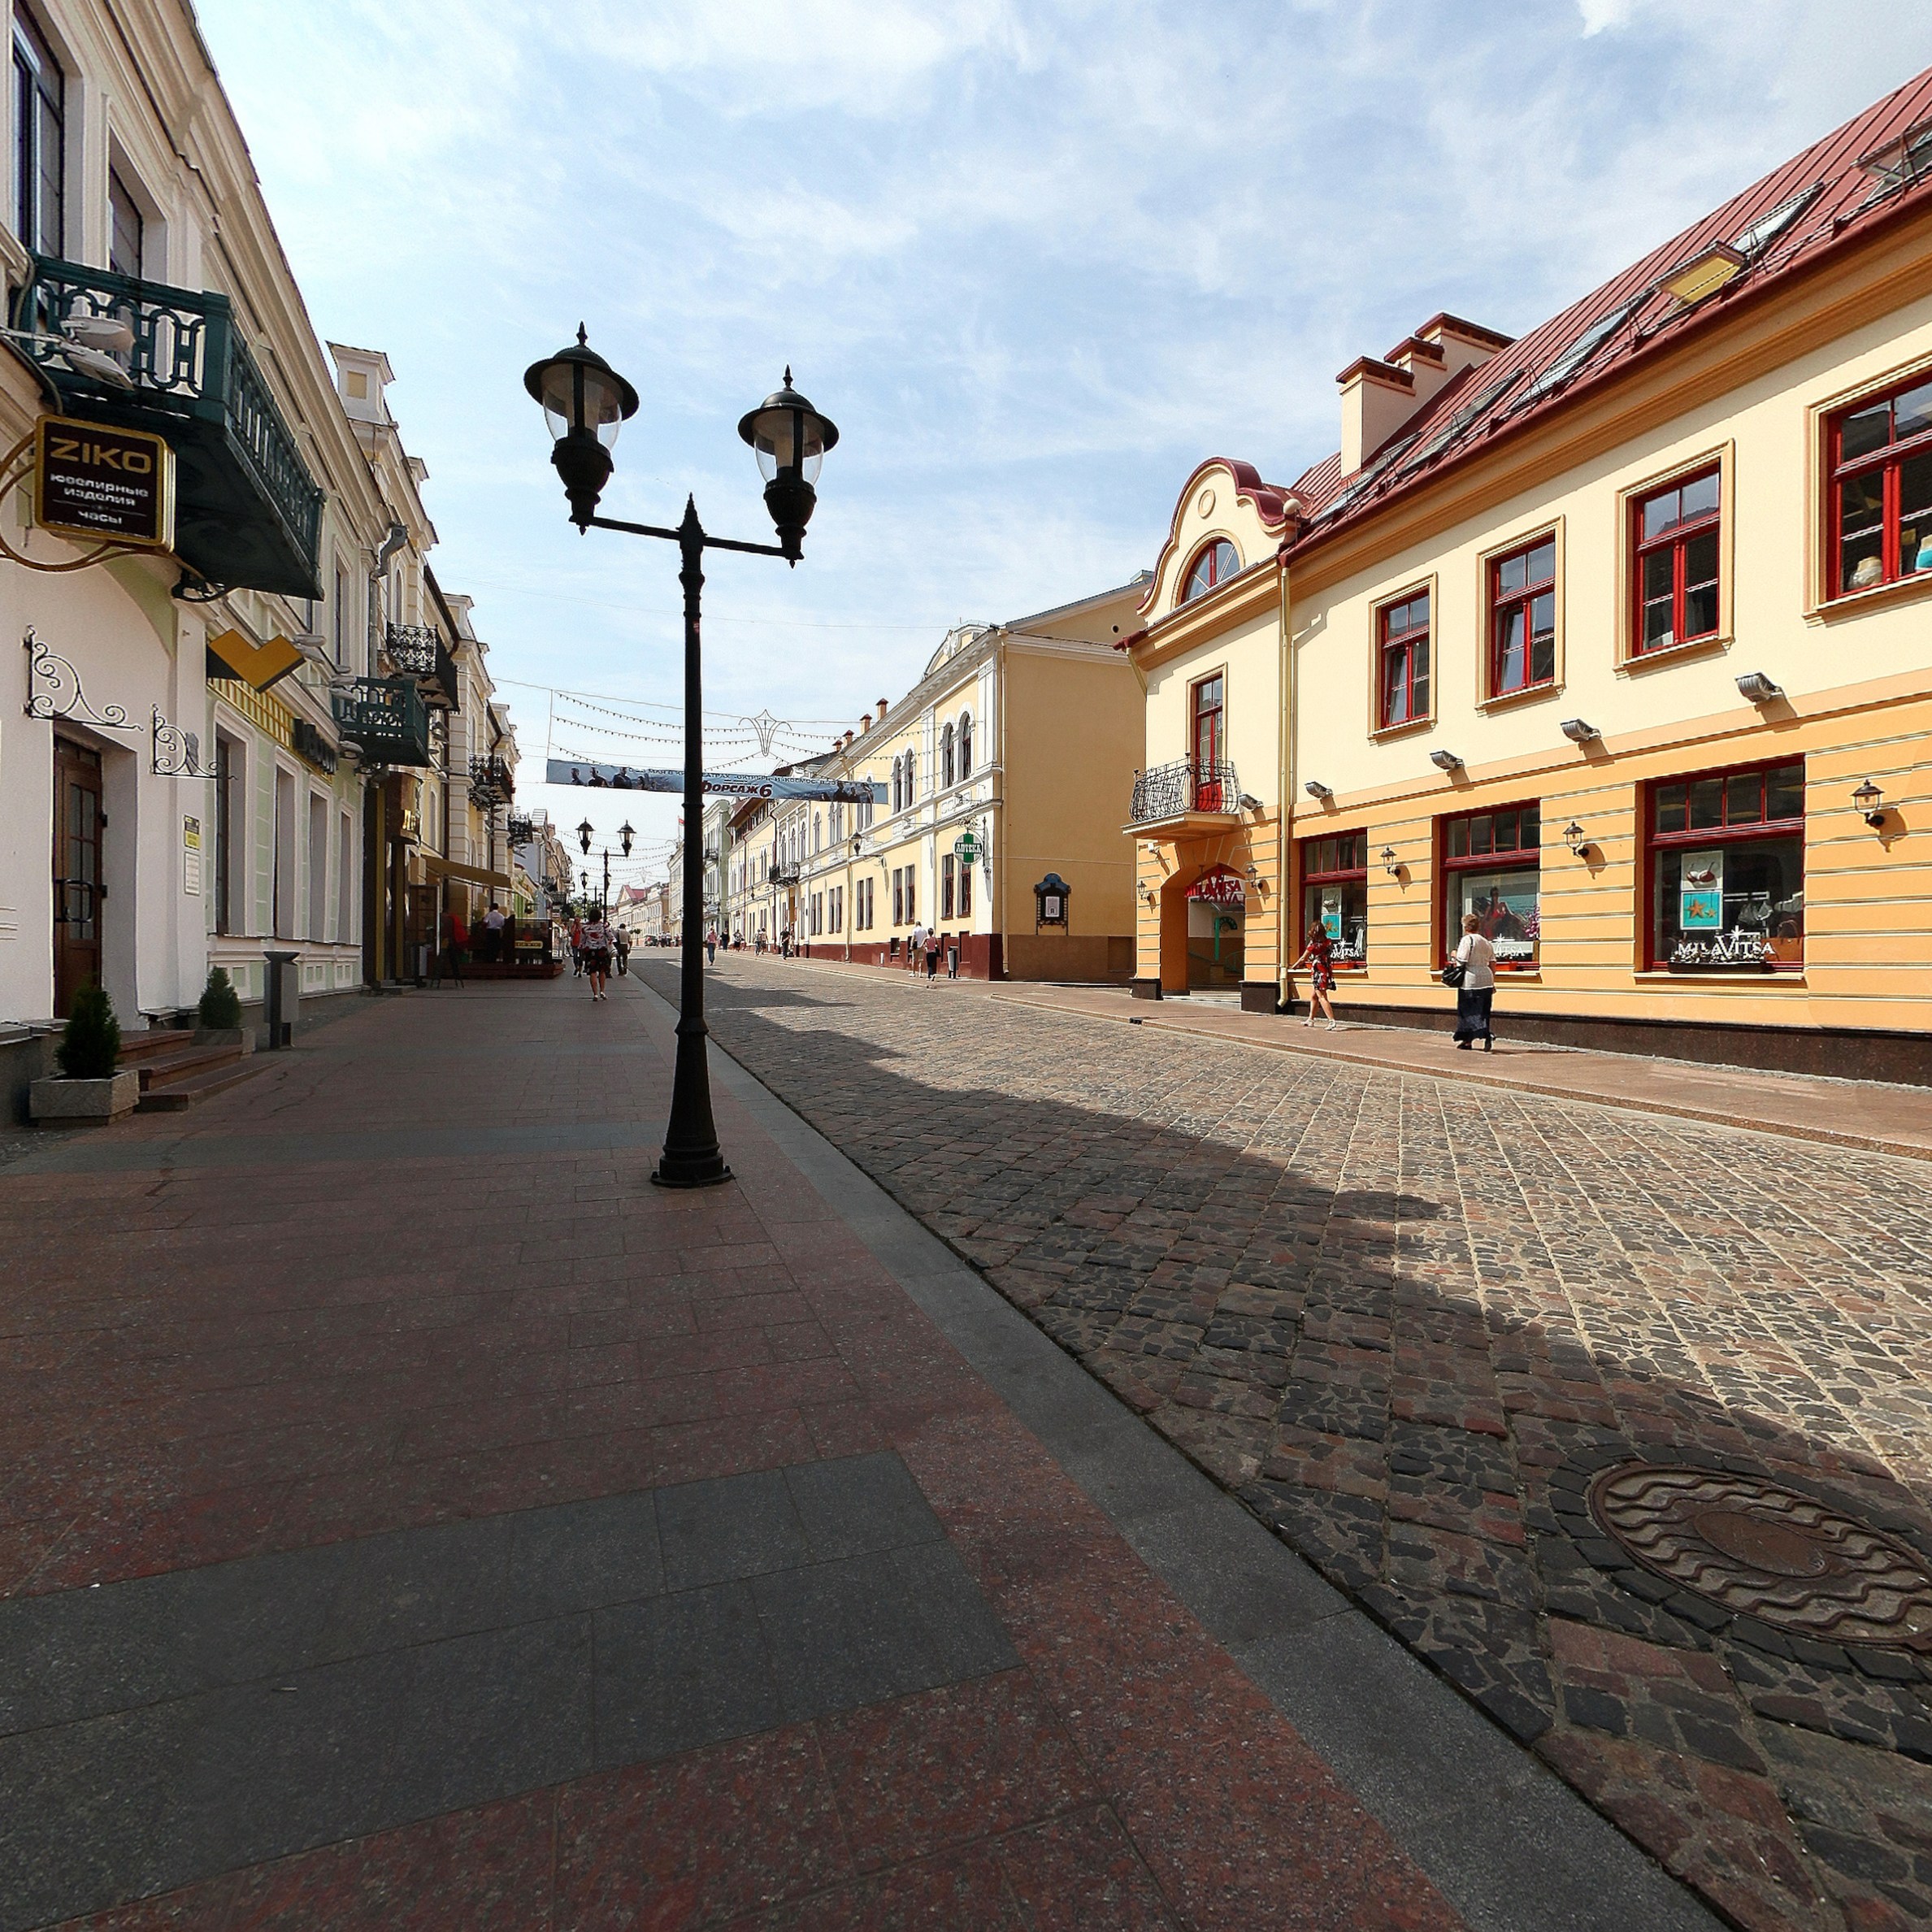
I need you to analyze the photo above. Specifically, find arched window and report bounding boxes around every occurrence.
[905,749,916,801]
[892,757,903,813]
[957,713,973,779]
[813,813,822,853]
[941,724,955,789]
[1180,538,1241,604]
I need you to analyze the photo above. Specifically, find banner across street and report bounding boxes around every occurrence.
[547,758,884,803]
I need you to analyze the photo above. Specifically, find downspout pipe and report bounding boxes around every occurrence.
[1277,539,1294,1015]
[369,520,407,672]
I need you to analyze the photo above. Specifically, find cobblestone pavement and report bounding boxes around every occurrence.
[649,956,1932,1932]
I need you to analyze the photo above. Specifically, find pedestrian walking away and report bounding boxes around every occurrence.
[1292,927,1340,1030]
[583,914,613,1000]
[1446,911,1496,1050]
[924,926,941,983]
[614,927,630,976]
[481,901,506,965]
[570,914,585,978]
[909,920,927,975]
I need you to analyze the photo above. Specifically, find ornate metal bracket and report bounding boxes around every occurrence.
[24,627,134,730]
[152,706,218,777]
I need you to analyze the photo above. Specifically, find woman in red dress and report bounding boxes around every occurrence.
[1293,927,1340,1030]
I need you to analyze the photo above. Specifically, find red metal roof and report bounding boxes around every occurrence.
[1268,66,1932,547]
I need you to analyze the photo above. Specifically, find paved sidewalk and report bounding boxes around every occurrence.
[779,953,1932,1161]
[655,953,1932,1932]
[0,974,1712,1930]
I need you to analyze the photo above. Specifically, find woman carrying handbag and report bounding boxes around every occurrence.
[1444,912,1496,1051]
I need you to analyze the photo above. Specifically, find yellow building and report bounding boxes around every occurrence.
[807,581,1147,979]
[1131,67,1932,1079]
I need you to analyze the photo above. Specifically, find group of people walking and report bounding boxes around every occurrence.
[905,922,957,983]
[1292,912,1497,1048]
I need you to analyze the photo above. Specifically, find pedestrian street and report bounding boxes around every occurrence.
[655,951,1932,1932]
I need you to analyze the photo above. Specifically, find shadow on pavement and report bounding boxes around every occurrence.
[657,957,1932,1932]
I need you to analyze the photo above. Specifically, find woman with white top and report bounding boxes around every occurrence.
[1450,912,1496,1051]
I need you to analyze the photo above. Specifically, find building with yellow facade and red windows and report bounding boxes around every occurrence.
[1127,66,1932,1080]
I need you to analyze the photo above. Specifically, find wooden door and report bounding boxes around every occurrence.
[53,736,103,1017]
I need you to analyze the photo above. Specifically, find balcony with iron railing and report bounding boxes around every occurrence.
[1127,758,1244,831]
[332,676,432,768]
[10,255,324,597]
[468,753,515,805]
[385,623,461,712]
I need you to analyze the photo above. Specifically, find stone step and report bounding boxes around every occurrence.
[134,1056,267,1113]
[133,1042,246,1092]
[115,1028,195,1066]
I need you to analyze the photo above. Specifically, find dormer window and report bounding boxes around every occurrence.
[1180,539,1240,603]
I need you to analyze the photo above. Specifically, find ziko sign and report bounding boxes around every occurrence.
[1187,864,1245,906]
[36,415,176,549]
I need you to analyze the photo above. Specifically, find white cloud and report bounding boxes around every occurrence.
[193,0,1932,876]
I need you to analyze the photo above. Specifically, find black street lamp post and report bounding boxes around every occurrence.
[527,331,836,1187]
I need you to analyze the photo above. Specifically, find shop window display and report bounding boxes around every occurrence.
[1300,831,1368,966]
[1443,804,1540,967]
[1649,760,1804,970]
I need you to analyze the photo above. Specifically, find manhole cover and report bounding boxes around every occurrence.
[1588,1463,1932,1650]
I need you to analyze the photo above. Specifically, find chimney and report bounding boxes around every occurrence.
[1414,313,1513,383]
[859,714,870,733]
[1382,334,1450,416]
[875,699,888,723]
[1336,356,1413,475]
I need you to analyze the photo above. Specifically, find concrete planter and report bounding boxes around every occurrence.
[30,1070,140,1126]
[192,1028,254,1053]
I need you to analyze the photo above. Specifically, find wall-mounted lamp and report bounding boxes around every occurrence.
[1852,779,1886,828]
[1304,779,1333,801]
[1563,819,1591,857]
[1380,845,1400,877]
[1736,671,1784,704]
[1429,749,1464,772]
[1559,719,1600,745]
[1238,791,1264,811]
[1244,862,1265,894]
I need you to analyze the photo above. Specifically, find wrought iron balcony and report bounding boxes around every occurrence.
[1129,758,1241,825]
[385,623,460,712]
[332,676,432,767]
[468,753,514,805]
[11,254,324,597]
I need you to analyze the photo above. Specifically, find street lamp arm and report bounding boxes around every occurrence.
[583,512,792,562]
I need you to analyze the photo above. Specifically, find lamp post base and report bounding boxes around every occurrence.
[649,1156,733,1190]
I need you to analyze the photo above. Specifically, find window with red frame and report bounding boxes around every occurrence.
[1829,372,1932,596]
[1441,804,1541,968]
[1377,590,1430,727]
[1633,469,1720,653]
[1180,538,1240,603]
[1300,831,1367,966]
[1191,672,1226,810]
[1488,536,1556,695]
[1648,760,1804,971]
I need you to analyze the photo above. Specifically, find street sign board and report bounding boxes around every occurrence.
[36,415,176,549]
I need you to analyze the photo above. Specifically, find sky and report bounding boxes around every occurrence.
[194,0,1932,891]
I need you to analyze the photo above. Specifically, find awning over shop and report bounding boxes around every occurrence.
[206,627,303,692]
[421,853,512,890]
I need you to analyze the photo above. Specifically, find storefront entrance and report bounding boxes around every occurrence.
[52,736,103,1018]
[1186,893,1245,989]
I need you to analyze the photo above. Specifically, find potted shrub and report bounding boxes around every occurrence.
[30,982,139,1125]
[193,966,250,1051]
